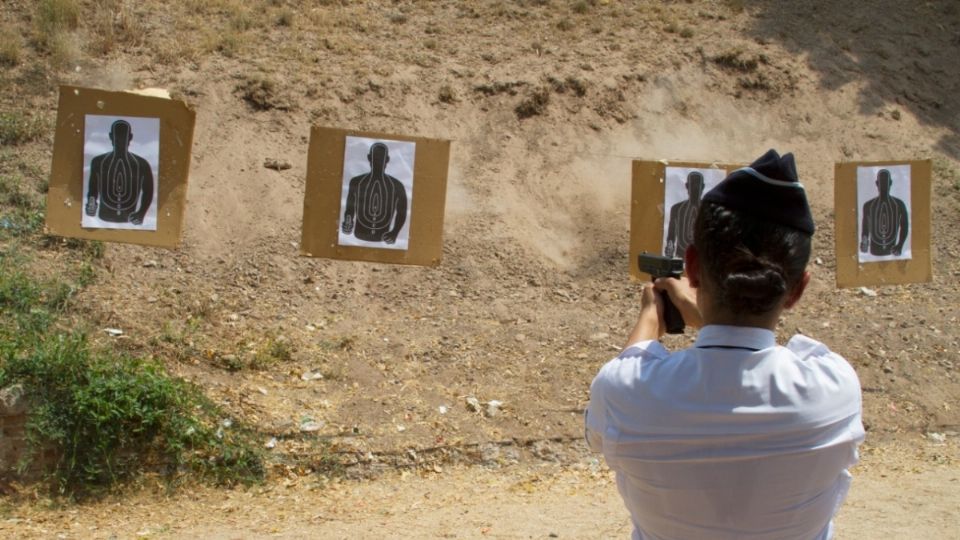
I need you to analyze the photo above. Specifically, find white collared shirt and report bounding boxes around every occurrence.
[586,326,864,540]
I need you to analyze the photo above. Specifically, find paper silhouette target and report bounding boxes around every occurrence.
[857,165,911,262]
[301,127,449,266]
[662,167,725,258]
[630,160,739,280]
[81,115,160,231]
[338,137,415,251]
[45,86,195,248]
[834,159,930,288]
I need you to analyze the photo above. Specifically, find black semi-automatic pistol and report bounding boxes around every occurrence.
[637,252,685,334]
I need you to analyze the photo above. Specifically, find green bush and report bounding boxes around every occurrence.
[0,336,264,495]
[0,251,69,335]
[0,249,264,497]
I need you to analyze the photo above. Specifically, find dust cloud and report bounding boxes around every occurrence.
[480,69,793,269]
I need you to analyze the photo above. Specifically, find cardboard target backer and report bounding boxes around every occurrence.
[301,127,450,266]
[45,86,195,248]
[835,160,931,288]
[630,160,740,280]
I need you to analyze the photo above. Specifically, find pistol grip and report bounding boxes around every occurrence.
[659,290,685,334]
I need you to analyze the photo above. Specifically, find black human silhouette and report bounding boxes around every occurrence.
[664,171,705,258]
[860,169,909,257]
[341,142,408,245]
[84,120,154,226]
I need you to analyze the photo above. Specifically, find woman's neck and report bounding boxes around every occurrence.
[702,310,781,331]
[697,286,784,331]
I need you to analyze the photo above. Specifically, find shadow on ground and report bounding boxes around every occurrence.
[745,0,960,159]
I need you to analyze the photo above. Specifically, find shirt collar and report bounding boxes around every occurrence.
[694,325,777,351]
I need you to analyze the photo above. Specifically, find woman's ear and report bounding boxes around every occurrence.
[684,245,700,289]
[783,271,811,309]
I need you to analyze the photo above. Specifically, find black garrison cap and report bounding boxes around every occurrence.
[701,149,815,235]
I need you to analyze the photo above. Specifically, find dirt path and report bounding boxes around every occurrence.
[3,436,956,539]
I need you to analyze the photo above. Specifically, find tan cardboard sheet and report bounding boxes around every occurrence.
[834,160,931,288]
[300,127,450,266]
[630,160,740,280]
[45,86,195,248]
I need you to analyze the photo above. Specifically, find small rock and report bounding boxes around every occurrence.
[228,313,240,322]
[265,437,278,449]
[0,384,27,415]
[104,328,124,337]
[478,443,501,464]
[815,257,823,265]
[438,405,448,415]
[300,371,324,381]
[486,400,503,417]
[859,287,878,297]
[221,418,233,428]
[256,387,268,395]
[927,432,946,444]
[396,424,406,432]
[264,158,292,171]
[300,420,325,432]
[143,260,158,268]
[514,334,526,342]
[466,396,482,412]
[589,332,610,342]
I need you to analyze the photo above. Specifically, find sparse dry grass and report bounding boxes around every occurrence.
[713,48,760,72]
[0,26,22,66]
[0,111,46,146]
[34,0,79,36]
[516,88,550,119]
[723,0,746,13]
[87,0,146,55]
[206,28,244,57]
[30,0,82,67]
[276,8,295,27]
[21,0,257,69]
[46,31,81,67]
[438,84,457,104]
[236,73,291,111]
[572,1,593,15]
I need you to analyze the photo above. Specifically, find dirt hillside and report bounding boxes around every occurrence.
[1,0,959,535]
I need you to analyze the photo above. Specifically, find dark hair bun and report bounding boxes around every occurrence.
[720,248,787,314]
[694,201,811,318]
